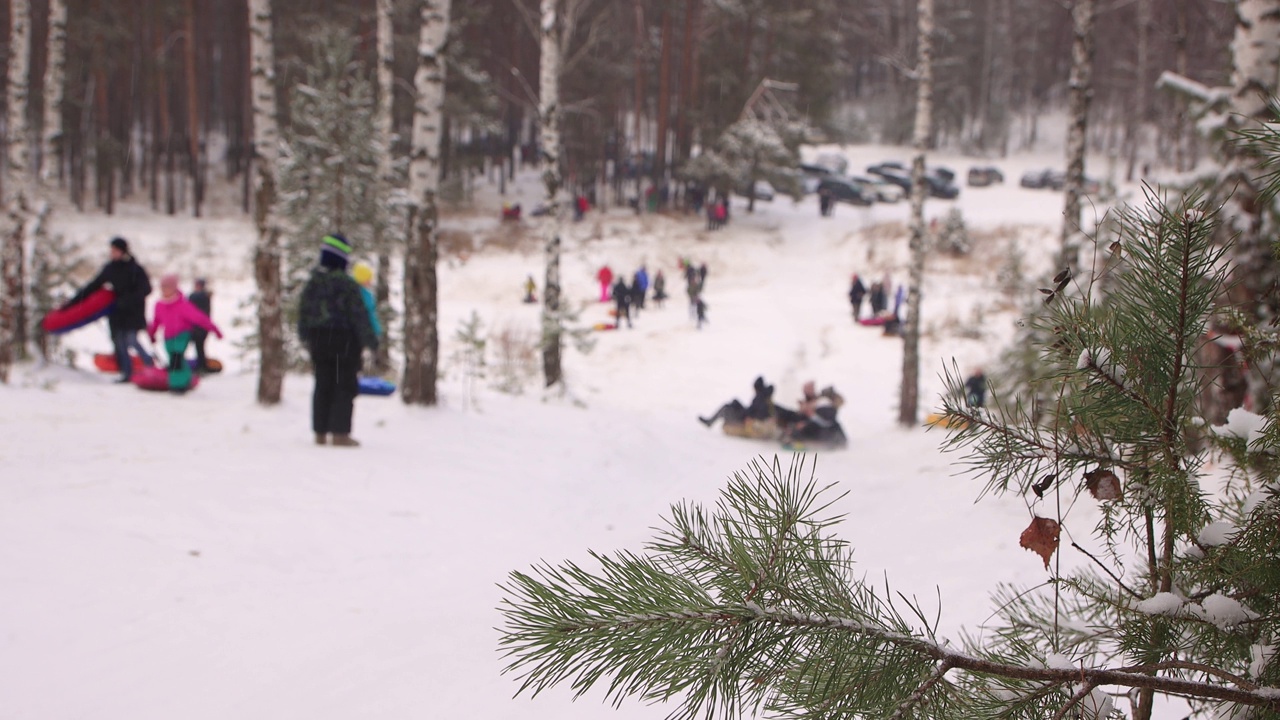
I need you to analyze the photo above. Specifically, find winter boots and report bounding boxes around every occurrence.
[315,433,327,445]
[330,434,361,447]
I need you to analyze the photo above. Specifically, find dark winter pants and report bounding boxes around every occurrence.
[111,327,154,380]
[191,328,208,371]
[309,334,362,436]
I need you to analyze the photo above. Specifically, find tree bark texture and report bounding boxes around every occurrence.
[539,0,565,390]
[373,0,395,375]
[249,0,285,404]
[0,0,32,381]
[898,0,933,428]
[1060,0,1095,267]
[401,0,449,407]
[41,0,67,185]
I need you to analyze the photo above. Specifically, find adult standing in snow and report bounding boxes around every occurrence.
[63,236,155,383]
[869,280,886,317]
[612,276,633,329]
[652,270,667,308]
[848,274,866,321]
[632,265,649,312]
[297,234,378,448]
[188,278,214,373]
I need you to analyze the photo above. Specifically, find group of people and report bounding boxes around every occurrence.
[65,237,222,389]
[594,264,673,329]
[700,376,847,448]
[848,272,907,334]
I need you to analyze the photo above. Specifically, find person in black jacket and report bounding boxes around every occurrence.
[848,273,866,321]
[65,236,155,382]
[297,233,378,447]
[612,276,632,329]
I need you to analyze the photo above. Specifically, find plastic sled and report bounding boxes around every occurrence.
[592,322,617,331]
[190,357,223,374]
[858,314,891,327]
[93,352,147,373]
[42,288,115,335]
[723,417,782,441]
[358,376,397,396]
[131,366,200,392]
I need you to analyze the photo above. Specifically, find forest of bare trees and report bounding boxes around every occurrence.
[0,0,1236,221]
[0,0,1243,389]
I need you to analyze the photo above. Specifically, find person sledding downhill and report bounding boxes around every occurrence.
[699,377,847,450]
[780,381,848,450]
[147,273,223,393]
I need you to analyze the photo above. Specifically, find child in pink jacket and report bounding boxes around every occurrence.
[148,274,223,390]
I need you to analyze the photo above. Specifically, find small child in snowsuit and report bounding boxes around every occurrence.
[695,297,708,329]
[351,261,384,340]
[147,273,223,391]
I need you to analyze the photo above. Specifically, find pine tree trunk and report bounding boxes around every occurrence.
[540,0,565,389]
[248,0,285,405]
[184,0,203,217]
[898,0,933,428]
[675,0,698,166]
[400,0,449,407]
[1060,0,1095,270]
[42,0,66,186]
[0,0,31,381]
[1125,0,1150,181]
[373,0,395,376]
[654,0,672,191]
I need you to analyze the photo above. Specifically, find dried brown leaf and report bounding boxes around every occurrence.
[1084,468,1123,501]
[1020,516,1060,569]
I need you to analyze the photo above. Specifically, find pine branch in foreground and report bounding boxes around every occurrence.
[499,187,1280,720]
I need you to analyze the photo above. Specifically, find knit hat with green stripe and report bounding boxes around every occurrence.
[319,233,353,270]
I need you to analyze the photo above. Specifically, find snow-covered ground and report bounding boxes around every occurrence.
[1,144,1186,719]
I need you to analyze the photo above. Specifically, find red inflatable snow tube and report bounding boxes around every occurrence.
[130,366,199,392]
[41,288,115,335]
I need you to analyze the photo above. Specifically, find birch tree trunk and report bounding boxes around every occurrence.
[898,0,933,428]
[1060,0,1095,271]
[248,0,285,404]
[33,0,66,361]
[0,0,32,382]
[540,0,566,389]
[373,0,394,375]
[400,0,449,406]
[1220,0,1280,417]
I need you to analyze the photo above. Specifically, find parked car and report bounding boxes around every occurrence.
[867,160,907,175]
[1020,169,1054,189]
[967,166,1004,187]
[925,173,960,199]
[798,163,833,194]
[929,166,956,184]
[850,175,905,203]
[817,177,873,205]
[868,165,912,192]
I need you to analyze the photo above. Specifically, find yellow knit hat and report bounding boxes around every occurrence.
[352,260,374,286]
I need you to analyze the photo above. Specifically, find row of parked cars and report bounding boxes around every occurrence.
[799,161,963,205]
[1019,169,1102,194]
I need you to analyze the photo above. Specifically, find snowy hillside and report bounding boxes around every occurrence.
[2,145,1190,719]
